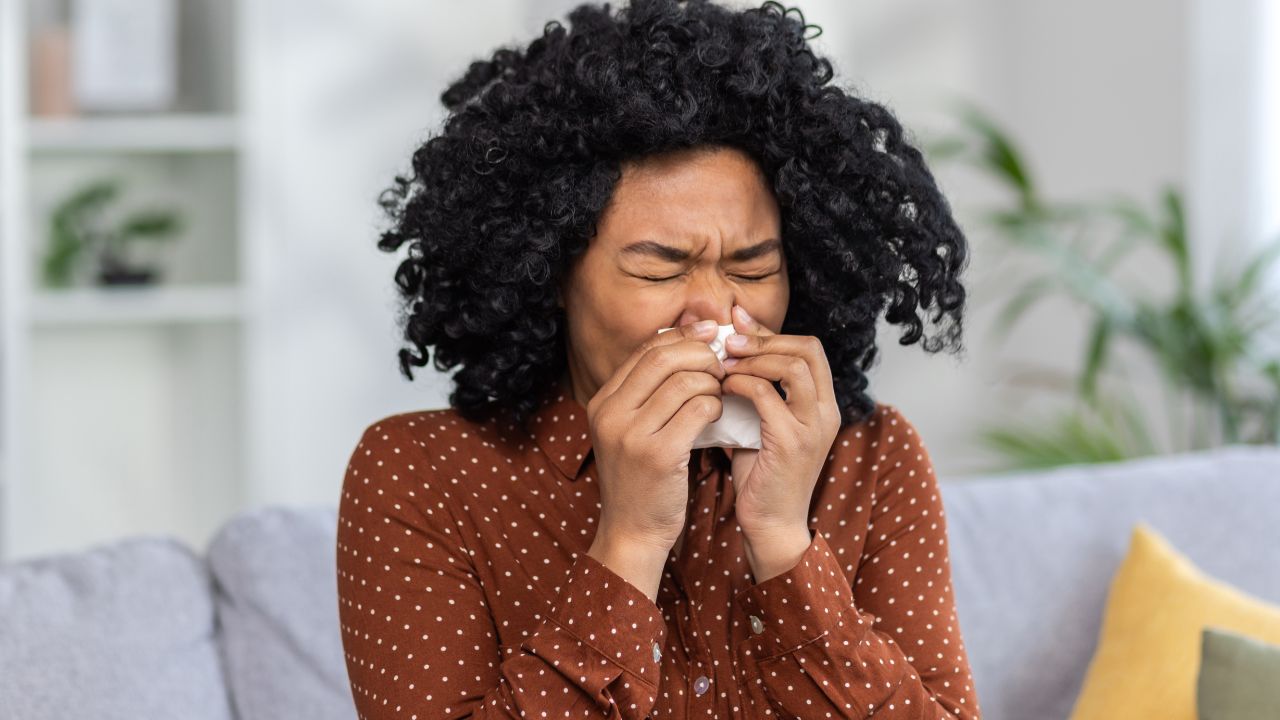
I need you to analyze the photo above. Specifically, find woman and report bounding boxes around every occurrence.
[337,0,980,717]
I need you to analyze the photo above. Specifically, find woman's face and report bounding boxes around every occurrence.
[557,145,789,405]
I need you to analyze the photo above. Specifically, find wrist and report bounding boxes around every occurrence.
[743,525,813,584]
[588,527,671,602]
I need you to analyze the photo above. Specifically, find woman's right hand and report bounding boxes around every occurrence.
[587,319,726,554]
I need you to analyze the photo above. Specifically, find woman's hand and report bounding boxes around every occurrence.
[587,320,727,554]
[721,304,841,574]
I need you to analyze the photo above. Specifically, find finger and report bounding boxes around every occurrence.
[731,303,775,338]
[595,320,722,403]
[653,391,723,450]
[635,370,723,436]
[721,373,792,428]
[724,330,836,410]
[722,353,820,424]
[608,327,726,413]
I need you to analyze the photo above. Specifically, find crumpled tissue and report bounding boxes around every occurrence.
[656,323,762,450]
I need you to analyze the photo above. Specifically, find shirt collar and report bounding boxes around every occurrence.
[528,385,594,480]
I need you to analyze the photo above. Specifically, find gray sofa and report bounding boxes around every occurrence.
[2,444,1278,720]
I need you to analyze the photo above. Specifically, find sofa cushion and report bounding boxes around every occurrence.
[1067,522,1280,719]
[939,445,1280,720]
[1197,626,1280,719]
[0,536,234,720]
[207,504,354,720]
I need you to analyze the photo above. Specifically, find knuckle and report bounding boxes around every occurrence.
[592,414,614,441]
[645,346,672,372]
[674,370,700,394]
[631,338,657,360]
[617,428,638,455]
[700,395,721,417]
[703,370,724,391]
[592,400,617,434]
[788,357,808,377]
[689,370,716,392]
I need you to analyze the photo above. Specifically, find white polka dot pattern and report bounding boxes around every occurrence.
[335,391,983,719]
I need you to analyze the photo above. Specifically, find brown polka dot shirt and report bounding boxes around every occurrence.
[336,388,982,718]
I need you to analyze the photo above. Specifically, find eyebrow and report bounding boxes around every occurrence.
[619,238,782,263]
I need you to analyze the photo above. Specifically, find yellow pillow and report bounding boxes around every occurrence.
[1068,522,1280,720]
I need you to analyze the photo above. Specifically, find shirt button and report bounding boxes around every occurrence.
[652,642,662,663]
[693,675,711,696]
[749,614,764,634]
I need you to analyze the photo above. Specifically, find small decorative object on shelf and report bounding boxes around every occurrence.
[42,178,183,288]
[29,23,74,117]
[71,0,177,113]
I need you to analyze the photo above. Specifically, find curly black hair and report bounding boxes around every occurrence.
[376,0,969,435]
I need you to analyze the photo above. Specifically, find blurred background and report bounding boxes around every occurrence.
[1,0,1277,563]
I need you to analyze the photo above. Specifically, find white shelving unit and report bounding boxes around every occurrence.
[0,0,264,562]
[28,113,240,153]
[28,285,246,325]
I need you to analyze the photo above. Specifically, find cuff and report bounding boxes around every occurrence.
[733,530,858,660]
[525,549,669,689]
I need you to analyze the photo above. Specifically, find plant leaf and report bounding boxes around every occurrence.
[1159,186,1191,295]
[119,211,181,239]
[1080,316,1112,401]
[954,102,1038,210]
[1223,234,1280,309]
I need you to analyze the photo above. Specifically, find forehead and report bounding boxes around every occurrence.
[598,146,778,249]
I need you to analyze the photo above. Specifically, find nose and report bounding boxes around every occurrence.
[674,275,737,329]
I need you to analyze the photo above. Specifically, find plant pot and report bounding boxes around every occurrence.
[98,267,158,286]
[97,260,159,286]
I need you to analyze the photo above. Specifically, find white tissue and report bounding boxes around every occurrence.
[656,323,763,450]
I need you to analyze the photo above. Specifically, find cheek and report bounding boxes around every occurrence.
[574,304,655,369]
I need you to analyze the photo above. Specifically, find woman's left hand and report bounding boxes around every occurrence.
[721,303,842,546]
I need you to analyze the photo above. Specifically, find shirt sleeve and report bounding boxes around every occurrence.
[730,405,983,719]
[336,420,668,719]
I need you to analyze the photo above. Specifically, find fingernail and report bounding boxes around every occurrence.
[723,357,740,368]
[726,334,747,349]
[694,319,717,334]
[734,305,753,324]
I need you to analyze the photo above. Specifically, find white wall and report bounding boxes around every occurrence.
[243,0,538,506]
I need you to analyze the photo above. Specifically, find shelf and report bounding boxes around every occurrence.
[27,113,240,154]
[3,0,254,564]
[28,285,245,326]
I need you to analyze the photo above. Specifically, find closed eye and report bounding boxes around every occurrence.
[641,272,779,282]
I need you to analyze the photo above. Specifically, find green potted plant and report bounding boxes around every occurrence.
[43,177,183,288]
[926,102,1280,471]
